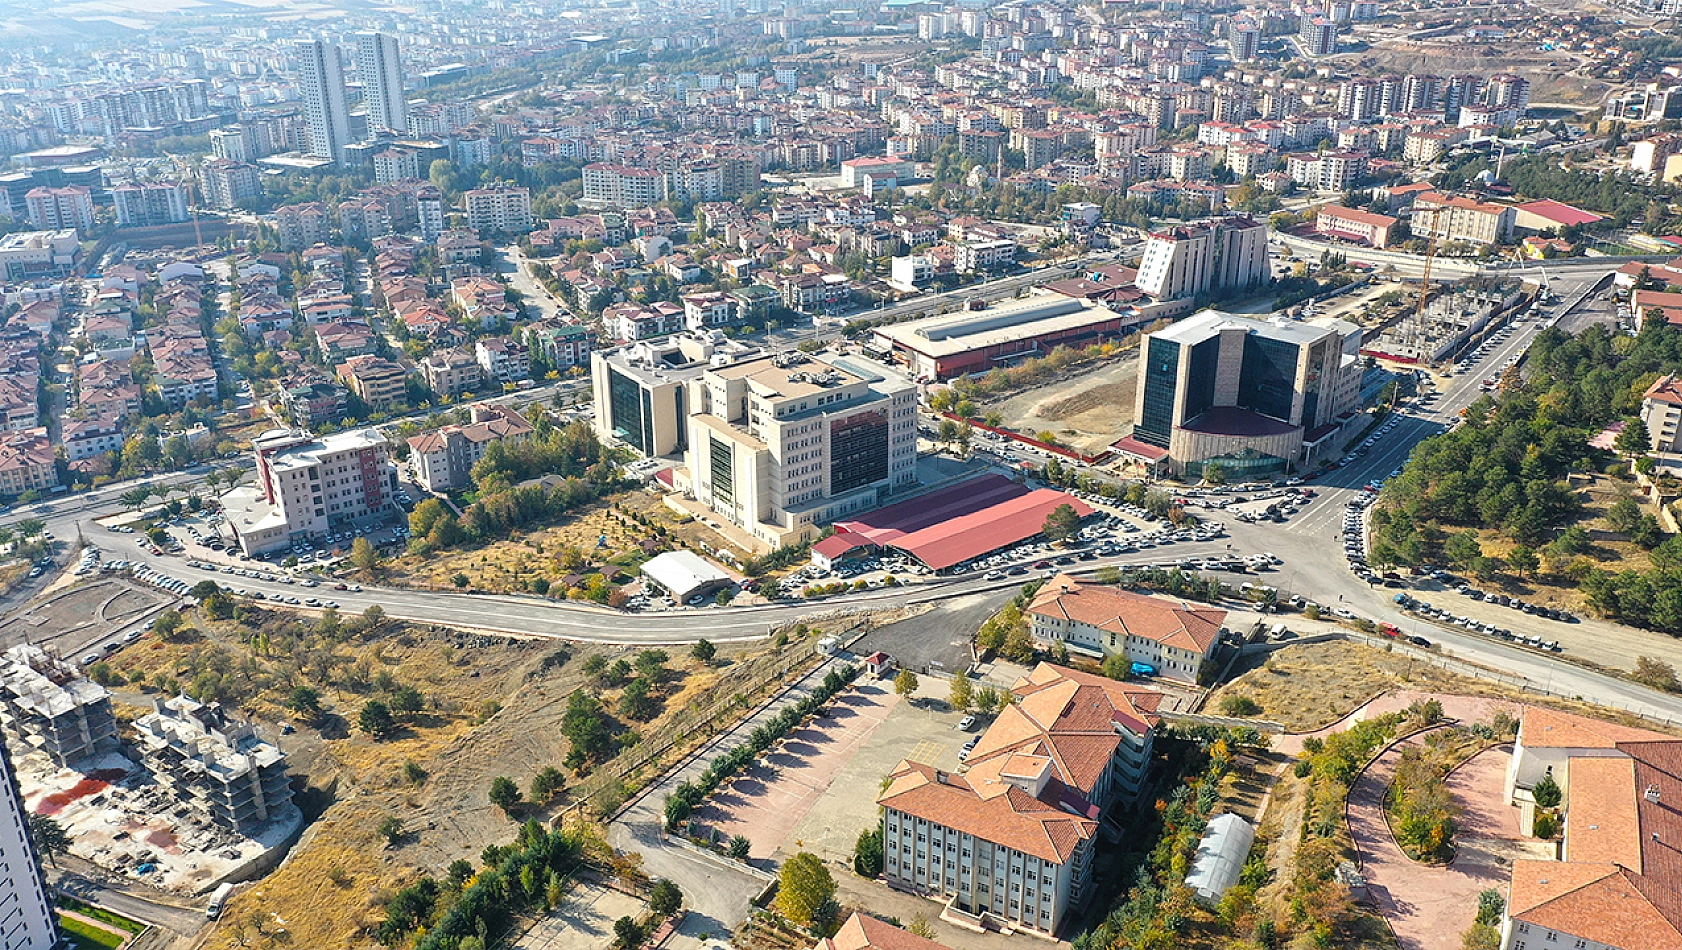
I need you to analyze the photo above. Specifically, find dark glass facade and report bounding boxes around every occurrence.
[829,410,889,495]
[1136,337,1180,447]
[606,367,683,456]
[606,368,647,454]
[1239,336,1300,423]
[709,435,734,506]
[1182,336,1221,422]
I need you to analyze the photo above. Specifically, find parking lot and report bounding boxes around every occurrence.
[690,677,900,861]
[782,676,978,864]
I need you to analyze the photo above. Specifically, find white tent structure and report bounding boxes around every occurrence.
[640,550,734,603]
[1185,812,1256,905]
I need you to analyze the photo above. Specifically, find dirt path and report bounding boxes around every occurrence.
[1275,690,1522,756]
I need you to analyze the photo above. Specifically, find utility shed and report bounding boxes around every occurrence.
[640,550,734,603]
[1185,812,1256,905]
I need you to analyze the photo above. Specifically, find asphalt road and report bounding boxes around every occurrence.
[8,264,1682,723]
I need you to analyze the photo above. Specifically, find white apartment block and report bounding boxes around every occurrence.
[879,664,1164,938]
[1134,215,1268,302]
[1026,575,1225,683]
[229,427,397,555]
[464,185,532,234]
[0,736,58,949]
[954,238,1016,274]
[582,163,669,207]
[294,39,351,162]
[686,352,918,549]
[1642,374,1682,453]
[111,181,189,227]
[356,32,407,135]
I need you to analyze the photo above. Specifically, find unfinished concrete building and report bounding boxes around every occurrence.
[0,645,119,767]
[132,696,292,836]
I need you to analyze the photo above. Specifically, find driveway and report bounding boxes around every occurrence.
[606,655,847,932]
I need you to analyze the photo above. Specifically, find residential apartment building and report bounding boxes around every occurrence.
[25,186,95,233]
[527,320,593,369]
[274,202,332,250]
[464,185,532,234]
[336,355,407,411]
[1132,310,1365,478]
[406,404,534,492]
[200,159,261,210]
[419,348,483,398]
[111,181,189,227]
[132,695,293,835]
[61,416,124,461]
[475,336,531,384]
[582,163,669,207]
[879,664,1165,937]
[231,426,397,554]
[356,32,407,135]
[0,733,57,949]
[686,351,918,548]
[954,238,1017,274]
[0,430,59,497]
[294,38,352,162]
[1134,216,1268,303]
[1412,192,1515,245]
[1026,576,1225,682]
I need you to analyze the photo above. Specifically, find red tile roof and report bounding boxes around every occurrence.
[877,759,1098,864]
[1028,575,1225,654]
[816,914,957,950]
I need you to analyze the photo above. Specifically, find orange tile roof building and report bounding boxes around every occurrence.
[1025,575,1226,683]
[1500,707,1682,950]
[877,664,1165,937]
[1314,204,1397,249]
[816,914,958,950]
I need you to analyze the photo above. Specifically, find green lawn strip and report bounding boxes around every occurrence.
[56,897,146,934]
[57,912,127,950]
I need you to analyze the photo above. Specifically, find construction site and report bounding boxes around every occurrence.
[1364,283,1527,365]
[0,646,299,894]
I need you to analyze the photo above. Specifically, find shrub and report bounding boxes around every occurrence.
[1219,695,1262,717]
[1533,811,1559,839]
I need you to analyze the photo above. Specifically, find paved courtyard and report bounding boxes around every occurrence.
[1347,722,1550,950]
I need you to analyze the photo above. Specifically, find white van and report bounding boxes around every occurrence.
[207,883,234,919]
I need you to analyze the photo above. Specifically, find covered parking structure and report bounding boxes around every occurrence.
[808,474,1093,572]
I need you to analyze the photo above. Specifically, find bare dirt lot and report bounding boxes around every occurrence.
[0,579,168,656]
[87,598,810,950]
[982,356,1139,455]
[1337,42,1605,105]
